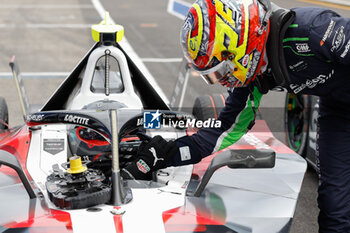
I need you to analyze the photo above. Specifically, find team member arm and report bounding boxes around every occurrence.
[167,85,263,166]
[122,85,263,179]
[309,10,350,64]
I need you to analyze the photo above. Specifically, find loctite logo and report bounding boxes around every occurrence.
[64,115,90,125]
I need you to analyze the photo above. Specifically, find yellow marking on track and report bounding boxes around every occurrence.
[140,23,158,28]
[298,0,350,10]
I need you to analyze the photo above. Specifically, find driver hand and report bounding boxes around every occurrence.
[121,135,177,180]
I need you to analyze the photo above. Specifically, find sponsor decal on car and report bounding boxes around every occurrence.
[290,69,334,94]
[136,159,151,173]
[64,115,90,125]
[26,114,45,122]
[320,20,335,46]
[137,117,143,126]
[331,26,346,52]
[43,139,65,155]
[341,39,350,58]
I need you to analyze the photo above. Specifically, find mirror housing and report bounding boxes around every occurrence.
[193,149,275,197]
[0,150,36,199]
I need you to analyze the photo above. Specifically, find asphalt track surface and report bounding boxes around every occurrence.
[0,0,349,232]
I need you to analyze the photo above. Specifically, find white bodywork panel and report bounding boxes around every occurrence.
[68,45,142,110]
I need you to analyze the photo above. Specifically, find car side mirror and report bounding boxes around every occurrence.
[0,150,36,199]
[193,149,275,197]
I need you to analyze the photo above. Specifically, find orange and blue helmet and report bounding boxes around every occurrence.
[181,0,270,88]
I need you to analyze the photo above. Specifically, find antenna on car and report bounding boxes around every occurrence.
[110,109,132,205]
[105,49,111,96]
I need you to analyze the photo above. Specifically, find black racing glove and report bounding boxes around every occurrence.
[121,135,177,180]
[121,135,202,180]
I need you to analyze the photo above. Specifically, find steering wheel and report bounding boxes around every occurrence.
[117,111,186,167]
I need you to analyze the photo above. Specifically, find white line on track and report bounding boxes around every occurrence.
[0,5,94,9]
[0,72,68,79]
[90,0,170,104]
[141,58,182,63]
[0,24,91,29]
[319,0,350,6]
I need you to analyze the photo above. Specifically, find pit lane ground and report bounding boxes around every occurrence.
[0,0,349,232]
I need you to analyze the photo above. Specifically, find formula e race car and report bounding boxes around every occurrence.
[0,14,307,233]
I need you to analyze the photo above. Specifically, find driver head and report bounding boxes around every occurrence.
[180,0,270,88]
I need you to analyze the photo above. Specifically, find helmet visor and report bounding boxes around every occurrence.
[196,60,236,85]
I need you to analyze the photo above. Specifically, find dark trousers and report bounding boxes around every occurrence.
[317,98,350,233]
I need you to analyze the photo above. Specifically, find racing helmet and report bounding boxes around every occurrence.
[181,0,270,88]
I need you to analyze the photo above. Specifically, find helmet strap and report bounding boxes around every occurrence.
[257,0,272,35]
[250,21,270,84]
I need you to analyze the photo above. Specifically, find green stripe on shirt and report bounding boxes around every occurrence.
[283,45,315,56]
[288,24,299,28]
[282,37,309,43]
[216,87,263,151]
